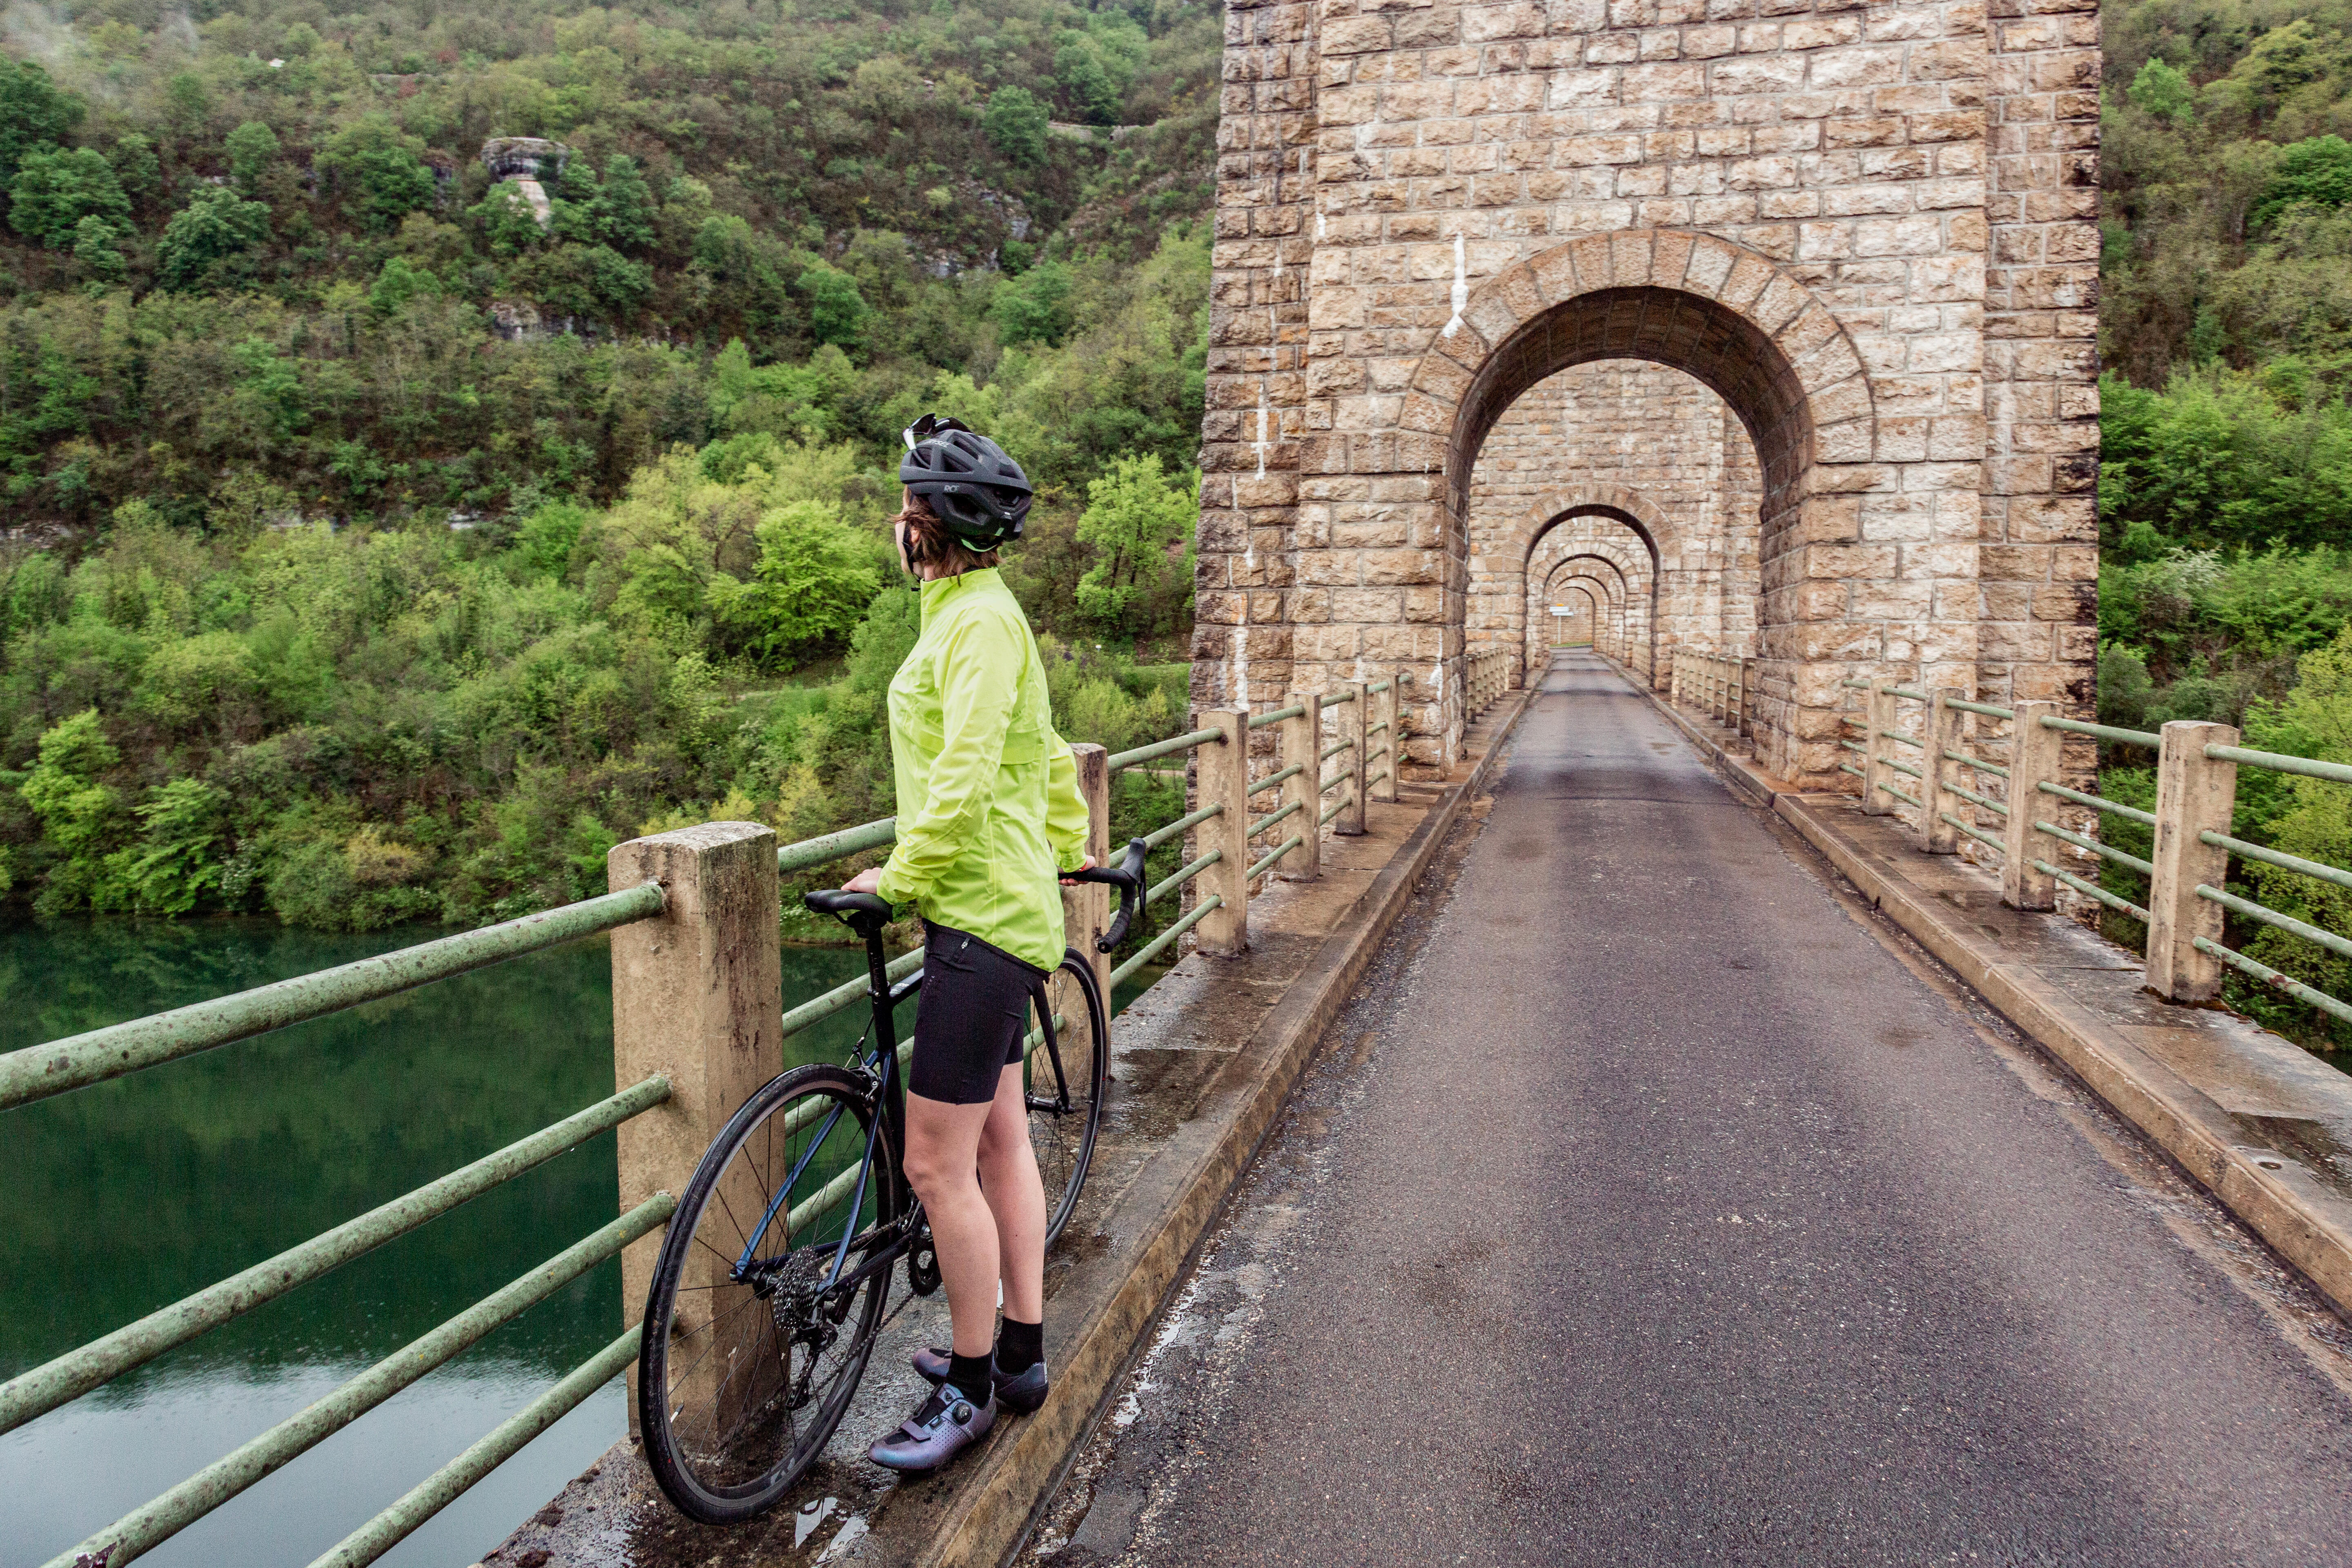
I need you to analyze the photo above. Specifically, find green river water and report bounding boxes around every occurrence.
[0,917,909,1568]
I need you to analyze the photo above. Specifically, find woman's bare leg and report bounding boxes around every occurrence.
[903,1092,1000,1358]
[976,1062,1047,1324]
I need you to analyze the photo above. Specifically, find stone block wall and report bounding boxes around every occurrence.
[1194,0,2099,786]
[1466,359,1761,689]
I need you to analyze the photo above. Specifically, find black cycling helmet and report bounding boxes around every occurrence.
[899,413,1033,547]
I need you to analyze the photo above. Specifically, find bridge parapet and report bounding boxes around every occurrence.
[0,669,1428,1567]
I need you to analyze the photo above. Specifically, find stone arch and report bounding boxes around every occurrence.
[1524,514,1656,688]
[1407,232,1874,531]
[1551,571,1626,662]
[1535,546,1644,677]
[1544,563,1628,664]
[1383,229,1950,785]
[1546,581,1604,651]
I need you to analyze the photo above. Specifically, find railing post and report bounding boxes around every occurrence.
[1860,678,1896,815]
[607,820,782,1435]
[1062,742,1112,1002]
[1336,679,1368,835]
[1371,672,1400,804]
[1194,707,1250,955]
[2147,719,2241,1003]
[2001,702,2064,911]
[1735,657,1751,737]
[1279,694,1321,882]
[1922,688,1963,854]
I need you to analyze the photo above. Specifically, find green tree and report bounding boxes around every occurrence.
[367,254,442,314]
[71,214,126,281]
[991,259,1074,346]
[593,154,658,250]
[157,186,272,289]
[2128,58,2195,123]
[9,147,131,249]
[710,500,884,663]
[123,779,230,914]
[107,133,158,207]
[984,87,1049,166]
[2254,136,2352,232]
[1074,453,1195,632]
[224,120,280,193]
[315,117,436,233]
[18,709,126,913]
[470,180,546,256]
[797,260,869,347]
[0,60,81,184]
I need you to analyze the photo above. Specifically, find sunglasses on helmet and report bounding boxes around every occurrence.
[902,412,975,452]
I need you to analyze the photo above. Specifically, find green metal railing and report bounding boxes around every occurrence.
[0,884,667,1112]
[5,706,1301,1568]
[1838,675,2352,1030]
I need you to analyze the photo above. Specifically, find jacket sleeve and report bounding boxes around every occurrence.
[875,610,1019,908]
[1046,733,1091,872]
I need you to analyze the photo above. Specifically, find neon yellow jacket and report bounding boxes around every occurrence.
[875,568,1090,971]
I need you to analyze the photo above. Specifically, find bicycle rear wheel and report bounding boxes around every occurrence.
[638,1063,896,1524]
[1027,952,1109,1246]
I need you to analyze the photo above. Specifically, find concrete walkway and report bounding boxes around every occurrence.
[1022,652,2352,1566]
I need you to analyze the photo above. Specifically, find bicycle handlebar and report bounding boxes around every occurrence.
[1066,837,1148,952]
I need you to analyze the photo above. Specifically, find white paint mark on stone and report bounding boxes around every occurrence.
[1254,385,1270,478]
[1316,210,1326,241]
[795,1497,839,1548]
[817,1513,869,1562]
[1441,233,1467,339]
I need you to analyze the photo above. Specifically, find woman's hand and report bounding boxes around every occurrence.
[841,867,885,895]
[1058,853,1097,887]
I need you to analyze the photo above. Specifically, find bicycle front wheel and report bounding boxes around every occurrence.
[1028,951,1110,1246]
[638,1062,896,1525]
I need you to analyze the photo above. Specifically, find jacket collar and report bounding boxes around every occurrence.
[918,567,1003,625]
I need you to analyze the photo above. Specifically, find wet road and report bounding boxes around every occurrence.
[1023,653,2352,1567]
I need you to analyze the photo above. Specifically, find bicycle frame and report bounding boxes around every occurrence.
[737,926,925,1299]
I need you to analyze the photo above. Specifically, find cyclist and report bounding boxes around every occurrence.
[837,414,1094,1472]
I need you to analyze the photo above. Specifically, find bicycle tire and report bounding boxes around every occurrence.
[638,1062,897,1524]
[1029,951,1109,1246]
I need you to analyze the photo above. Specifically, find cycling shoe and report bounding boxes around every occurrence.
[909,1346,1050,1413]
[868,1382,996,1472]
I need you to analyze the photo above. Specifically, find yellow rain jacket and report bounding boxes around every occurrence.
[875,568,1090,971]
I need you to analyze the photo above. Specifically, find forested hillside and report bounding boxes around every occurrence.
[0,0,1217,931]
[2096,0,2352,1042]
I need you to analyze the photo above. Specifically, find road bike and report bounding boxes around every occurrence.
[635,840,1147,1523]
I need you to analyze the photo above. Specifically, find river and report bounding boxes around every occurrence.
[0,915,1114,1568]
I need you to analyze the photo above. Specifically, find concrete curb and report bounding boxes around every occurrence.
[917,688,1537,1566]
[1628,668,2352,1319]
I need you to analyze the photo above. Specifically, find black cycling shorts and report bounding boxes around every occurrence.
[910,922,1051,1106]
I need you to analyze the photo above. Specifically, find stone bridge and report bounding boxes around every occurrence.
[1195,0,2101,788]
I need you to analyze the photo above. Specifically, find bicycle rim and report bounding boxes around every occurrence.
[1029,953,1109,1246]
[637,1063,895,1523]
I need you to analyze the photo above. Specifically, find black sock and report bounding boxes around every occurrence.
[947,1350,995,1402]
[995,1316,1043,1376]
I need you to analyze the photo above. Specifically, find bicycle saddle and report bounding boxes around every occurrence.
[804,889,893,933]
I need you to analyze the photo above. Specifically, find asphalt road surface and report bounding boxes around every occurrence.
[1020,652,2352,1568]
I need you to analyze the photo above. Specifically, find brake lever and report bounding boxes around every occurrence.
[1069,837,1149,953]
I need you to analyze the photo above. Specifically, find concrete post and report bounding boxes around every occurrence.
[2001,701,2065,911]
[1736,658,1752,737]
[1860,679,1897,815]
[2147,719,2241,1003]
[1193,708,1250,955]
[1278,694,1320,882]
[1061,742,1112,1001]
[1336,680,1367,835]
[608,820,783,1432]
[1922,688,1964,854]
[1370,673,1399,804]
